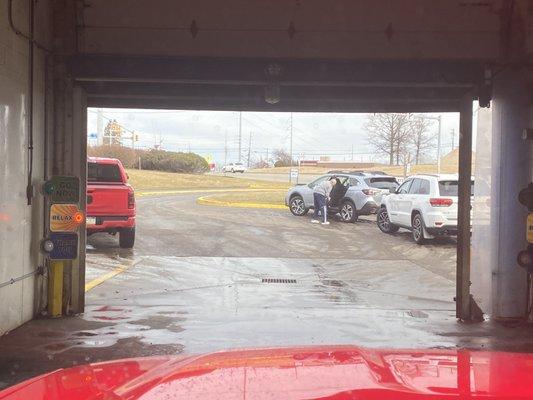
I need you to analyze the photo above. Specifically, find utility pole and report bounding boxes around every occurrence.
[266,148,269,165]
[289,112,293,166]
[224,131,228,169]
[437,115,442,174]
[450,128,455,151]
[247,131,253,168]
[154,133,163,150]
[238,111,242,162]
[96,108,103,145]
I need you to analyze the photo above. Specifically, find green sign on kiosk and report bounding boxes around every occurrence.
[43,176,80,204]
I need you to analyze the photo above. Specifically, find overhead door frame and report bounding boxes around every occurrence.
[71,55,481,320]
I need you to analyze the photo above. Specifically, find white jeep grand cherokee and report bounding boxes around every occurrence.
[377,174,474,244]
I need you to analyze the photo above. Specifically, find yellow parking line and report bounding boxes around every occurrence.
[85,261,134,292]
[197,195,287,209]
[137,188,283,197]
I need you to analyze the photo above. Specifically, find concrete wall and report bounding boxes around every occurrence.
[0,0,51,334]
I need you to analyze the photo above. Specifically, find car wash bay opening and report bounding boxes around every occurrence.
[76,56,477,319]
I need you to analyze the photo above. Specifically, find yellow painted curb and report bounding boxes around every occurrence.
[85,261,135,292]
[197,195,287,210]
[137,188,284,197]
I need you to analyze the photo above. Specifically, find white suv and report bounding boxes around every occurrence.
[223,162,246,173]
[377,174,474,244]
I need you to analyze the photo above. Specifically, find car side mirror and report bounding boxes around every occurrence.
[389,188,396,194]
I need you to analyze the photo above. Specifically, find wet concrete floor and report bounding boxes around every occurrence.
[2,193,533,388]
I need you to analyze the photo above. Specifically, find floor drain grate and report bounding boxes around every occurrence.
[261,278,297,284]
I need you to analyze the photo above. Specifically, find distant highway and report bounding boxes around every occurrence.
[212,171,321,184]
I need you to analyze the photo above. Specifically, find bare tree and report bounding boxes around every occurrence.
[364,114,411,165]
[409,118,434,164]
[273,148,294,167]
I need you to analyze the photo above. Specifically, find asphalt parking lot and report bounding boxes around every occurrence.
[2,190,533,388]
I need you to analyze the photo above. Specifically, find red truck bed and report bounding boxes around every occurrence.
[86,157,136,248]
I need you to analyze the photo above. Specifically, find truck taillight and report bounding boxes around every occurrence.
[362,189,378,196]
[430,198,453,207]
[128,191,135,209]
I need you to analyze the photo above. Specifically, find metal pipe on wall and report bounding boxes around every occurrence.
[26,0,34,205]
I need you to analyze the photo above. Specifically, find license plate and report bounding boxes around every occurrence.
[86,217,96,225]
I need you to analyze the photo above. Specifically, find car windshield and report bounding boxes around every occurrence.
[364,177,398,190]
[88,162,123,182]
[235,163,243,166]
[438,180,474,196]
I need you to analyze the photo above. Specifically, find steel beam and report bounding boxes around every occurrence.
[456,95,473,320]
[69,55,487,87]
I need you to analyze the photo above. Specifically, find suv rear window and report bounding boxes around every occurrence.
[88,163,123,183]
[438,180,474,196]
[364,177,398,190]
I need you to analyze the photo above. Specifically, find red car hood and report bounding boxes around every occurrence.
[1,346,533,399]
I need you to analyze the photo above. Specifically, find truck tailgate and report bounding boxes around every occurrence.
[87,184,130,215]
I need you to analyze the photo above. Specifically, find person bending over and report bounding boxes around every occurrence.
[311,176,337,225]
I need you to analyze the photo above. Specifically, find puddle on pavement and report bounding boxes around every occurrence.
[132,316,185,332]
[72,331,98,337]
[37,331,64,338]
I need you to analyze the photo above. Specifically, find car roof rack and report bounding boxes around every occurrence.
[348,170,388,176]
[327,170,352,174]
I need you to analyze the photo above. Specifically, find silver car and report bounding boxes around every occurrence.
[285,173,399,222]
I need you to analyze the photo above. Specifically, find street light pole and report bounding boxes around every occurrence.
[289,112,293,166]
[238,112,242,162]
[437,115,442,174]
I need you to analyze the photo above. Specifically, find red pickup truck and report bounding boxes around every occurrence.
[86,157,136,248]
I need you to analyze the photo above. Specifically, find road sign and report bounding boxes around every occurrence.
[290,169,299,179]
[44,176,80,203]
[49,233,78,260]
[526,213,533,243]
[50,204,84,232]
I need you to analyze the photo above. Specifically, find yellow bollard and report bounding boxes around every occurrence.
[48,261,64,317]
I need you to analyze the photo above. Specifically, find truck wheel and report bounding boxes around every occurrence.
[119,227,135,248]
[377,206,399,233]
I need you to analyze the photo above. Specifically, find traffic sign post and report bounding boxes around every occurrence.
[289,168,299,184]
[42,175,83,318]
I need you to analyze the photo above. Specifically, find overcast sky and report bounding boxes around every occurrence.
[87,108,462,165]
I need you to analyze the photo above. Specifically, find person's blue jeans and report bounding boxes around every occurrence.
[313,193,328,222]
